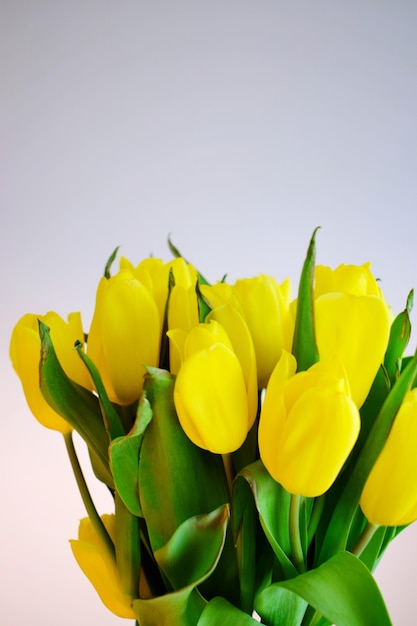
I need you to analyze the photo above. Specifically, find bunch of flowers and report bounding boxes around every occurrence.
[10,230,417,625]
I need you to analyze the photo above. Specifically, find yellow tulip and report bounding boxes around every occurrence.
[133,256,199,328]
[202,275,293,389]
[259,351,360,497]
[173,321,253,453]
[314,263,391,408]
[360,389,417,526]
[10,312,90,433]
[87,269,160,405]
[206,304,258,425]
[70,514,136,619]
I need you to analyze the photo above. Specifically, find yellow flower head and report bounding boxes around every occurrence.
[202,275,293,389]
[313,263,391,407]
[259,351,360,497]
[172,320,255,453]
[360,389,417,526]
[70,514,136,619]
[87,268,160,405]
[10,311,90,433]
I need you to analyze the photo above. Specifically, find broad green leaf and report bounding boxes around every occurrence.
[291,227,320,372]
[319,351,417,563]
[138,368,230,551]
[255,585,307,626]
[110,394,153,516]
[155,504,229,591]
[236,460,297,579]
[38,321,113,487]
[133,586,205,626]
[276,551,392,626]
[138,368,240,604]
[197,597,260,625]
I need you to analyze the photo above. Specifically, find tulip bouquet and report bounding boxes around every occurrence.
[10,230,417,625]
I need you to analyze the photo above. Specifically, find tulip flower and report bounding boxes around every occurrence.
[172,320,254,453]
[259,351,360,497]
[202,275,293,389]
[128,255,199,330]
[313,263,391,407]
[70,514,136,619]
[87,269,160,405]
[360,389,417,526]
[10,312,91,433]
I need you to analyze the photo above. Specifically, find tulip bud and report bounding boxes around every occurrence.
[259,351,360,497]
[87,269,160,405]
[173,321,253,453]
[360,389,417,526]
[202,275,292,389]
[70,515,136,619]
[314,263,391,407]
[10,312,90,433]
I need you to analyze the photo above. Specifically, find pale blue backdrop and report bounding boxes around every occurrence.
[2,2,417,624]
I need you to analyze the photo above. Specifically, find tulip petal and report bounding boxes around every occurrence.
[70,515,135,619]
[174,344,249,453]
[360,389,417,525]
[315,293,390,407]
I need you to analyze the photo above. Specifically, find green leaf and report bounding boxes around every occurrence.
[138,368,230,551]
[114,492,141,598]
[138,367,240,605]
[231,475,258,613]
[104,245,120,278]
[110,393,153,517]
[133,586,205,626]
[291,227,320,372]
[155,504,230,591]
[255,585,307,626]
[168,235,210,285]
[236,460,297,579]
[319,351,417,563]
[74,342,125,440]
[276,551,392,626]
[38,321,113,487]
[383,290,413,386]
[197,597,260,625]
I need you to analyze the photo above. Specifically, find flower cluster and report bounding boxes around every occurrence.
[10,232,417,626]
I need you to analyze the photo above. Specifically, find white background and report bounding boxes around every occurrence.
[2,2,417,625]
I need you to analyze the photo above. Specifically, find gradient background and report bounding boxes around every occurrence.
[2,2,417,625]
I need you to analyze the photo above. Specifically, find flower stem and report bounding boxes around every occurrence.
[64,431,115,559]
[290,493,305,573]
[352,521,379,557]
[222,453,235,496]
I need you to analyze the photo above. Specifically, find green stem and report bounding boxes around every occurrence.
[64,431,115,559]
[290,493,305,573]
[351,521,379,557]
[222,453,235,497]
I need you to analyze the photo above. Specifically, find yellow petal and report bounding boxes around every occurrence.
[10,313,77,433]
[207,303,258,426]
[360,389,417,526]
[315,293,390,407]
[259,352,360,497]
[88,272,160,405]
[174,343,249,453]
[70,515,135,619]
[273,387,359,496]
[234,275,292,388]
